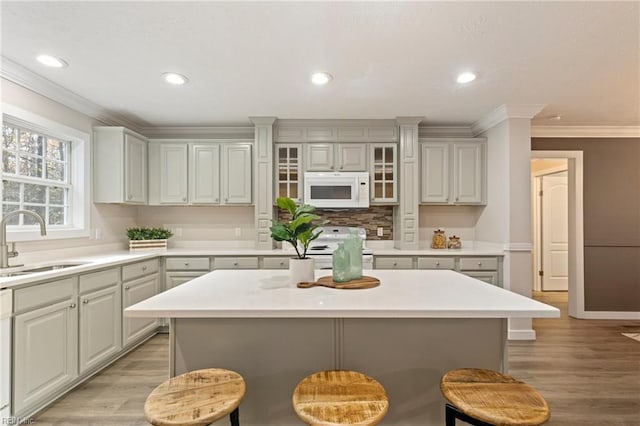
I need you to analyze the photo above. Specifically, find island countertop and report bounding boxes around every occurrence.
[125,269,559,319]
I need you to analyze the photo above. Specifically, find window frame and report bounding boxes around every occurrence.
[1,103,90,241]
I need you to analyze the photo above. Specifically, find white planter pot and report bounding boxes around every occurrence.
[289,258,315,285]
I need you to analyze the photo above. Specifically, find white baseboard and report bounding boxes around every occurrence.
[579,311,640,320]
[508,329,537,341]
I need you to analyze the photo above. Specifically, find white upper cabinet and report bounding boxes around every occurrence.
[221,143,252,204]
[149,141,251,205]
[274,144,302,203]
[305,143,367,172]
[369,143,398,203]
[420,138,486,205]
[190,144,220,204]
[94,127,148,204]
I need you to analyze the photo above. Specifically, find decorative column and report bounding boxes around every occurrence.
[250,117,277,249]
[394,117,423,250]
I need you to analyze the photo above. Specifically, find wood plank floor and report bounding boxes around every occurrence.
[32,292,639,425]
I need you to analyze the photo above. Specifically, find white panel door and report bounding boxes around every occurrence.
[190,144,220,204]
[305,144,334,171]
[14,299,78,413]
[122,275,159,346]
[420,142,449,203]
[221,144,252,204]
[542,172,569,291]
[159,144,188,204]
[79,285,122,373]
[338,144,367,171]
[453,142,483,204]
[124,133,147,203]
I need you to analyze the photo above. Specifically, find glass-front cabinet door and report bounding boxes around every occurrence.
[370,143,397,203]
[275,144,302,203]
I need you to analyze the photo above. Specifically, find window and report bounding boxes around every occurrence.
[1,104,89,241]
[2,123,71,226]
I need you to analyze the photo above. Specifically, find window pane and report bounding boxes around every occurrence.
[2,125,17,150]
[23,206,45,224]
[2,180,20,202]
[24,183,46,204]
[19,156,43,178]
[19,131,44,156]
[49,186,66,205]
[1,204,20,225]
[49,206,66,225]
[2,151,16,174]
[46,160,65,181]
[47,139,66,161]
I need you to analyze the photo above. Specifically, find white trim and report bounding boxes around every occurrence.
[531,150,585,319]
[142,126,254,139]
[503,243,532,252]
[472,104,546,136]
[508,329,537,341]
[580,311,640,320]
[1,56,143,132]
[1,103,91,241]
[532,126,640,138]
[418,126,474,138]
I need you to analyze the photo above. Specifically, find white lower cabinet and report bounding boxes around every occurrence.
[122,274,160,347]
[79,268,122,373]
[13,278,78,415]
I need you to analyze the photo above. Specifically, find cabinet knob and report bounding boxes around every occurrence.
[184,262,190,266]
[233,261,238,266]
[436,262,440,267]
[225,198,228,202]
[478,262,482,267]
[83,299,89,304]
[127,195,133,200]
[125,286,130,290]
[70,303,76,309]
[456,197,459,202]
[446,197,449,202]
[279,261,284,266]
[392,261,397,266]
[215,198,219,202]
[182,197,187,202]
[142,266,147,271]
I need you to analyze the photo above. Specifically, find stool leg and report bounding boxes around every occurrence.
[446,403,494,426]
[229,407,239,426]
[445,403,457,426]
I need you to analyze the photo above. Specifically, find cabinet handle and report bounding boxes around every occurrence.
[83,299,89,304]
[142,266,147,271]
[70,303,76,309]
[125,286,130,290]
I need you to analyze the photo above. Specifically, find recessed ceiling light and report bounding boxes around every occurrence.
[36,54,68,68]
[456,72,476,84]
[311,72,333,85]
[162,72,189,85]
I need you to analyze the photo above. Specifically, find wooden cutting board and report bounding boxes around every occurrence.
[297,275,380,290]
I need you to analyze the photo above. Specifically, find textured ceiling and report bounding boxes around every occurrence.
[1,1,639,128]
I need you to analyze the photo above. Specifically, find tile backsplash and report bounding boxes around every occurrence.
[278,206,394,240]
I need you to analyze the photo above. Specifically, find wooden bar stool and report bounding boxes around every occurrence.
[440,368,550,426]
[145,368,246,426]
[292,370,389,426]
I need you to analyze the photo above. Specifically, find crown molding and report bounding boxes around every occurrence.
[471,104,546,136]
[142,126,254,139]
[275,118,398,127]
[250,116,277,126]
[532,125,640,138]
[395,116,425,126]
[1,56,145,132]
[418,126,474,138]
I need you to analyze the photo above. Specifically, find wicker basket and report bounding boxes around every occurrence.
[129,239,168,251]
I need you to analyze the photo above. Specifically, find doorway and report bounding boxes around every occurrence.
[530,151,584,318]
[532,161,568,292]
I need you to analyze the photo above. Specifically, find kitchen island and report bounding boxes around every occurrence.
[125,269,558,425]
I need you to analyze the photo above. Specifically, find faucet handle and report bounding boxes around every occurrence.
[8,242,18,258]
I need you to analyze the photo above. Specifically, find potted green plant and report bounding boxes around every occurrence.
[270,197,327,284]
[126,227,173,251]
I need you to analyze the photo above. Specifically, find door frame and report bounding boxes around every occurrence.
[531,151,584,318]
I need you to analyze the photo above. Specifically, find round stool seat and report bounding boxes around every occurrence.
[292,370,389,426]
[440,368,550,426]
[145,368,246,426]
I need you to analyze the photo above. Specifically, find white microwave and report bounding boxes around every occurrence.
[304,172,370,209]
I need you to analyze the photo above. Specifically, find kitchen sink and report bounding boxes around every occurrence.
[0,262,88,277]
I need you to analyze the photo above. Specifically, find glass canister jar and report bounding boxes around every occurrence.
[448,235,462,249]
[332,243,350,283]
[431,229,447,249]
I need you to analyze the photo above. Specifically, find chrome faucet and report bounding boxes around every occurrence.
[0,210,47,268]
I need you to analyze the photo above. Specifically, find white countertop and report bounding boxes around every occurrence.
[125,269,558,319]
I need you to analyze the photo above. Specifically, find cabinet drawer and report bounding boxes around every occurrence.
[262,257,290,269]
[165,257,210,271]
[417,257,455,270]
[14,277,76,313]
[122,259,159,282]
[459,257,498,271]
[462,271,499,286]
[79,268,120,294]
[213,257,259,269]
[374,257,413,269]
